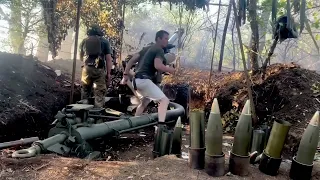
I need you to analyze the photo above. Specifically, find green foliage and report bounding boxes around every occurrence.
[306,0,313,8]
[221,109,240,133]
[2,0,42,54]
[40,0,208,57]
[153,0,209,11]
[40,0,125,58]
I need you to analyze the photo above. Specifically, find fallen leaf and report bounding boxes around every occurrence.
[106,156,111,161]
[141,174,151,178]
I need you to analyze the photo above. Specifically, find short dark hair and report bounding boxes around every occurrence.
[155,30,169,41]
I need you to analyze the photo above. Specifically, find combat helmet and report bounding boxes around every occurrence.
[87,24,104,36]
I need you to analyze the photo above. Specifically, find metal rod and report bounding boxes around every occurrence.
[231,0,257,124]
[208,0,222,92]
[77,102,184,140]
[119,1,126,63]
[0,137,39,150]
[88,114,121,119]
[209,3,229,6]
[70,0,82,104]
[119,120,175,134]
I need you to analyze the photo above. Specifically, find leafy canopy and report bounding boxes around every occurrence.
[41,0,209,57]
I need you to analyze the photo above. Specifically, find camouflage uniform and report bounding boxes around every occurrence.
[81,66,106,107]
[79,26,112,108]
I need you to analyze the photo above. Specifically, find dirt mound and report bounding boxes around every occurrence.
[0,53,80,142]
[212,63,320,156]
[164,63,320,157]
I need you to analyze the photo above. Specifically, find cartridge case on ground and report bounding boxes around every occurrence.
[190,111,200,148]
[250,130,265,154]
[171,118,182,157]
[265,120,291,158]
[229,152,250,176]
[153,125,165,158]
[159,129,173,156]
[199,110,205,148]
[188,147,206,169]
[204,153,225,177]
[290,156,314,180]
[259,150,282,176]
[189,111,205,169]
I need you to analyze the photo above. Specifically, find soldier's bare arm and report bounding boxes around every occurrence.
[123,53,140,75]
[154,58,175,74]
[154,48,174,74]
[103,40,113,77]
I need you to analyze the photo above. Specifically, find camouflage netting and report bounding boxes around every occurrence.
[40,0,209,58]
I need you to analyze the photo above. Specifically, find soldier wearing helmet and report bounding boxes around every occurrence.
[79,24,113,107]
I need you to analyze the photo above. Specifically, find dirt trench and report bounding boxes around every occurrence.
[0,53,81,142]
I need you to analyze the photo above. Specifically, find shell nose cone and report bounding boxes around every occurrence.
[175,117,182,128]
[309,111,319,126]
[211,98,221,114]
[241,100,251,115]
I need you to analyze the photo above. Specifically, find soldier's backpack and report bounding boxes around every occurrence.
[84,35,102,56]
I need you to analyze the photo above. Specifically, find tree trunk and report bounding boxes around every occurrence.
[36,34,49,62]
[248,0,259,72]
[218,1,232,72]
[176,3,183,69]
[59,28,74,59]
[231,12,236,71]
[258,7,272,60]
[262,38,278,71]
[247,37,252,70]
[231,0,258,124]
[207,0,222,99]
[18,22,30,55]
[9,0,23,54]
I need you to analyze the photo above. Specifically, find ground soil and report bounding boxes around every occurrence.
[0,53,81,142]
[1,131,320,180]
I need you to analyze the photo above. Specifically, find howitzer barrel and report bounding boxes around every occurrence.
[77,102,184,140]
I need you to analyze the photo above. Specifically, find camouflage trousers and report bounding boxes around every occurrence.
[81,66,106,108]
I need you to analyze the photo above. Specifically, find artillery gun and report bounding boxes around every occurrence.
[11,97,185,159]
